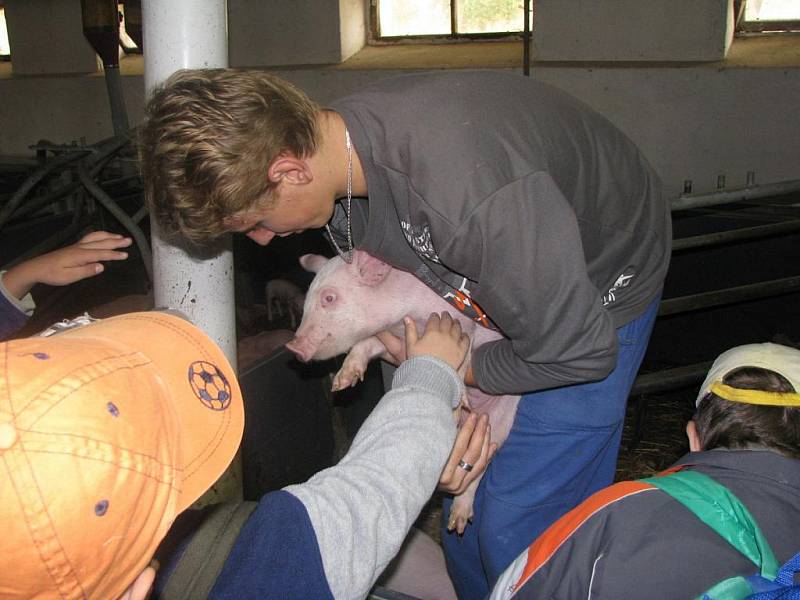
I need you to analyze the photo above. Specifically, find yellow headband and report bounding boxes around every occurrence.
[709,382,800,407]
[697,343,800,406]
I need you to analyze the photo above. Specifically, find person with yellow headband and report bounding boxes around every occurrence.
[489,342,800,600]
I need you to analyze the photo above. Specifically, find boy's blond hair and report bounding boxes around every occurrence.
[138,69,320,243]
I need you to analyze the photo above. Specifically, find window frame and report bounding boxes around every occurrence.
[369,0,528,44]
[0,5,10,60]
[734,0,800,34]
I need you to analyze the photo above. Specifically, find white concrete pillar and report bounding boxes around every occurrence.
[142,0,236,367]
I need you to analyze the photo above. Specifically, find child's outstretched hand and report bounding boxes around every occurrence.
[2,231,132,299]
[404,312,470,373]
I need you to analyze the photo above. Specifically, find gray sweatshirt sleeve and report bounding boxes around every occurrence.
[283,355,463,600]
[0,270,36,316]
[445,171,618,395]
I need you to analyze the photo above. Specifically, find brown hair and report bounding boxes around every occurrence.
[138,69,320,243]
[694,366,800,458]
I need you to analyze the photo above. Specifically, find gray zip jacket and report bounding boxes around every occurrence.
[329,71,671,395]
[490,449,800,599]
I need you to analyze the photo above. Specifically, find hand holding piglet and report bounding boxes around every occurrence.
[380,325,479,386]
[405,313,497,507]
[286,250,520,534]
[403,312,470,372]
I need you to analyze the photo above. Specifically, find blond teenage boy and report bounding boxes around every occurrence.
[139,68,671,597]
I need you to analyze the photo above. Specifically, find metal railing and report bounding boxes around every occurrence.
[628,179,800,439]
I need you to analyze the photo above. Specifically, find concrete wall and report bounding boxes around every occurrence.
[228,0,365,67]
[4,0,98,75]
[0,0,797,201]
[533,0,734,61]
[273,65,800,200]
[229,0,353,67]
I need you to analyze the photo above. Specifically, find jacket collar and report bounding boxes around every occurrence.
[675,448,800,490]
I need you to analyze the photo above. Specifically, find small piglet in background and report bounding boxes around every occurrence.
[285,250,520,534]
[265,278,306,329]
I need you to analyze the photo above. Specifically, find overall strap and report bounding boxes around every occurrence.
[161,501,258,600]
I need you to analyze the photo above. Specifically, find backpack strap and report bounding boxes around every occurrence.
[773,550,800,587]
[639,470,781,582]
[744,550,800,599]
[160,501,258,600]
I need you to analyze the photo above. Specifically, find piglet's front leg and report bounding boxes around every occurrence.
[447,393,521,535]
[332,336,389,391]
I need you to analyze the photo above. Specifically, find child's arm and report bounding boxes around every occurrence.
[276,312,470,599]
[378,316,477,385]
[404,313,496,493]
[403,311,470,371]
[1,231,131,300]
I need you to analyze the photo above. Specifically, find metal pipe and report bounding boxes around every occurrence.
[0,151,91,229]
[13,181,83,219]
[132,205,148,224]
[81,0,130,136]
[630,361,714,397]
[523,0,531,76]
[672,219,800,251]
[4,196,88,268]
[658,276,800,317]
[103,66,131,136]
[142,0,236,368]
[91,134,132,162]
[671,179,800,212]
[78,165,153,283]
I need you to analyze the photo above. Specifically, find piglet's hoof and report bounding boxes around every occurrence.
[332,367,365,392]
[447,501,474,535]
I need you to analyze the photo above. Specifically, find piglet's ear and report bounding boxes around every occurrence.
[349,250,391,286]
[299,254,329,273]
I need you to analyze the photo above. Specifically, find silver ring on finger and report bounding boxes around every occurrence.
[457,459,474,472]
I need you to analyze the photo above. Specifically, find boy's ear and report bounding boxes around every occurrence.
[686,420,702,452]
[267,154,312,185]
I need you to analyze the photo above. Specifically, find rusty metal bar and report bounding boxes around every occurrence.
[671,179,800,212]
[523,0,531,76]
[631,361,714,397]
[78,164,153,282]
[0,150,91,229]
[658,276,800,317]
[672,219,800,251]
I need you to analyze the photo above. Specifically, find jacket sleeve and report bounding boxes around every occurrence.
[0,271,34,340]
[283,355,462,600]
[441,171,618,395]
[489,481,653,600]
[490,522,605,600]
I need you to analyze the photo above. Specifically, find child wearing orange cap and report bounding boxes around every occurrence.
[491,342,800,600]
[0,310,482,599]
[0,230,131,339]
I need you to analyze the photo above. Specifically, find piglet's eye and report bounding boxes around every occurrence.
[321,292,337,307]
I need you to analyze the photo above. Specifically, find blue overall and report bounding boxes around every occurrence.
[442,297,660,599]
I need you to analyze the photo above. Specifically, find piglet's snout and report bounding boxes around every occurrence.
[285,338,312,363]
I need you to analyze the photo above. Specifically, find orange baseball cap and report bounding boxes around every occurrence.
[0,311,244,599]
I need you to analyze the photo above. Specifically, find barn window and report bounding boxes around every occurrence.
[0,6,11,59]
[371,0,527,41]
[737,0,800,33]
